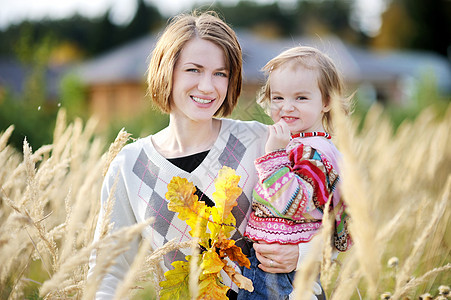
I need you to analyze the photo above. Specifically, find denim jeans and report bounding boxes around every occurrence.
[237,248,295,300]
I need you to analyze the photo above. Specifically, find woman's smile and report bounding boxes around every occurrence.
[191,96,214,104]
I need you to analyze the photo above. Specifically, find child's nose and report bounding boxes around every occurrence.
[281,100,295,111]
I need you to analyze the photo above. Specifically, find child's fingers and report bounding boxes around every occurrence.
[268,124,278,136]
[277,119,291,135]
[269,124,282,136]
[272,122,287,135]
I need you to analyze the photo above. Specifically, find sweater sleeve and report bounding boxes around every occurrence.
[88,158,140,299]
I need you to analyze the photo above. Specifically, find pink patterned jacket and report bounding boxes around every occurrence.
[244,136,351,251]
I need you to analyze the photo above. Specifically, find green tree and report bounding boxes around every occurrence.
[374,0,451,55]
[0,27,58,150]
[117,0,164,43]
[194,0,357,43]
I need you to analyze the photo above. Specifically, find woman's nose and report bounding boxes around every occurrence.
[198,74,214,93]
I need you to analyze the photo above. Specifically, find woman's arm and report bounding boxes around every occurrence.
[88,162,140,299]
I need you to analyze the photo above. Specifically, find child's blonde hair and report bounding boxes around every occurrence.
[257,46,352,134]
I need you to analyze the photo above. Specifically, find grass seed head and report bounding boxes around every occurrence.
[388,257,399,268]
[438,285,450,296]
[418,293,433,300]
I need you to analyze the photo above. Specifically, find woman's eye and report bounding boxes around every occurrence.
[187,68,199,73]
[215,72,228,77]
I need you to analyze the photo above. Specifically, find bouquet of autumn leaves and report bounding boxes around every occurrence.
[160,166,254,299]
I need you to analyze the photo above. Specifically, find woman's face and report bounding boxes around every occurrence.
[170,37,229,123]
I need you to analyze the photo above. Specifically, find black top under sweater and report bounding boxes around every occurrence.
[167,150,214,207]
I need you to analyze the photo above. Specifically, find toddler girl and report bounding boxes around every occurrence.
[238,46,352,300]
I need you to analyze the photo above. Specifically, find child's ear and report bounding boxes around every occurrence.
[322,98,332,113]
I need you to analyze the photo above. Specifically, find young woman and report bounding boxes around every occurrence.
[88,11,299,299]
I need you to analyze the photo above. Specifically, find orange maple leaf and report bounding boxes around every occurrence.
[223,264,254,292]
[217,239,251,269]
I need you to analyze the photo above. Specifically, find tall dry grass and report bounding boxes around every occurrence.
[0,104,449,299]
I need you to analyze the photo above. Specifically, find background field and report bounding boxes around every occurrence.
[0,0,450,298]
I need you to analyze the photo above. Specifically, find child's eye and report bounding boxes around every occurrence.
[272,96,283,101]
[296,96,308,101]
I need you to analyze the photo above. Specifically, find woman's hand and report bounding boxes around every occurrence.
[265,120,291,153]
[253,241,298,273]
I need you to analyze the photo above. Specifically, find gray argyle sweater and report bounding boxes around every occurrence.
[89,118,267,299]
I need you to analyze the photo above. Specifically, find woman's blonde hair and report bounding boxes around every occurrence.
[257,46,352,134]
[147,11,242,117]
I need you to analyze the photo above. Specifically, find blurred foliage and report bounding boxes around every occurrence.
[14,26,56,107]
[373,0,451,56]
[104,104,169,144]
[231,97,273,125]
[0,0,449,59]
[0,0,164,59]
[59,73,88,120]
[352,73,450,131]
[0,90,57,151]
[195,0,364,43]
[0,29,58,151]
[0,0,371,63]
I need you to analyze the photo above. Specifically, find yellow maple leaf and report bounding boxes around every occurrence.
[208,206,236,240]
[212,166,242,219]
[166,176,210,237]
[197,273,229,300]
[162,166,250,299]
[201,249,225,275]
[166,177,199,216]
[159,259,191,300]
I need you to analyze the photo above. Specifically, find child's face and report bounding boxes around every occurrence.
[269,64,330,135]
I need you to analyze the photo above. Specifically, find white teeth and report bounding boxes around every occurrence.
[192,96,213,104]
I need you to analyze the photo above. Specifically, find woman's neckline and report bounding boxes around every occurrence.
[150,118,223,159]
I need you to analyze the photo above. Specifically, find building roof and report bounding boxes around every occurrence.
[348,47,451,93]
[74,31,361,85]
[0,57,65,99]
[237,30,361,84]
[74,30,451,94]
[0,58,24,94]
[74,34,157,84]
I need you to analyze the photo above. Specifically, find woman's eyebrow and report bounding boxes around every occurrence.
[184,62,227,71]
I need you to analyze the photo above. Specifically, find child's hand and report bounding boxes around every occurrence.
[265,120,291,153]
